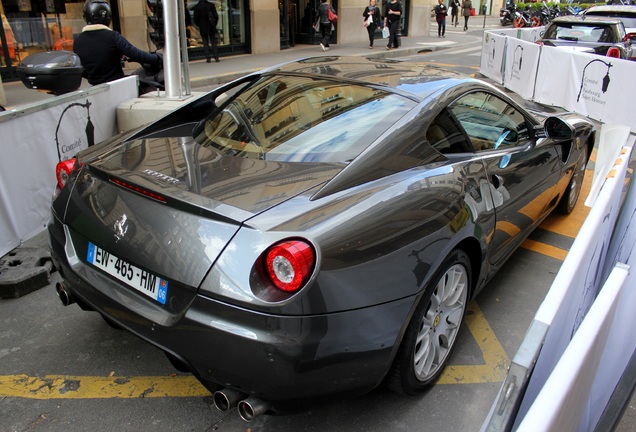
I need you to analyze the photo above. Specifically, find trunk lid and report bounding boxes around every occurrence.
[60,134,343,316]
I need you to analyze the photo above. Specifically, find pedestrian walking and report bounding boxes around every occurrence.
[317,0,336,51]
[384,0,402,50]
[434,0,448,38]
[363,0,381,49]
[450,0,459,27]
[461,0,472,31]
[193,0,219,62]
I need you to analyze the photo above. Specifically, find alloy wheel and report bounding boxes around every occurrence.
[413,263,468,381]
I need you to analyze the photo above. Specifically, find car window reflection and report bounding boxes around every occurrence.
[194,75,415,163]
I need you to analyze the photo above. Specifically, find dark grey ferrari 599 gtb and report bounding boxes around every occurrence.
[48,56,594,421]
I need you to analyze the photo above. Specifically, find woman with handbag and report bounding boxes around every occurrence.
[363,0,381,49]
[383,0,402,50]
[461,0,472,31]
[317,0,337,51]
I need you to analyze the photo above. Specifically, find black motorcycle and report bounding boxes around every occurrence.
[129,54,165,95]
[537,1,561,26]
[500,3,517,26]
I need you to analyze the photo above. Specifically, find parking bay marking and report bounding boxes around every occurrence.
[0,304,511,399]
[1,166,592,399]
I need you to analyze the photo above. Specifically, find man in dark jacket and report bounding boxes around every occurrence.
[73,0,161,85]
[193,0,219,63]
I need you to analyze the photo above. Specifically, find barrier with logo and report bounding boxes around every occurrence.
[480,26,636,431]
[0,77,138,258]
[480,27,636,131]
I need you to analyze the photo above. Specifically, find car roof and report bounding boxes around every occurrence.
[585,5,636,14]
[550,15,624,25]
[263,56,474,100]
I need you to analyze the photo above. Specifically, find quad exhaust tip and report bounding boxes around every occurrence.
[213,388,246,412]
[56,281,75,306]
[237,396,270,422]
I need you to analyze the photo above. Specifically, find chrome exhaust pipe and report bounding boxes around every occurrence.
[237,396,270,422]
[213,388,246,412]
[56,281,75,306]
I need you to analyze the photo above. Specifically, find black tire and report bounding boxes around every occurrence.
[558,144,588,214]
[387,249,471,395]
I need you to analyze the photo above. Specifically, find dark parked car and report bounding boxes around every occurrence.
[48,57,595,421]
[538,15,636,60]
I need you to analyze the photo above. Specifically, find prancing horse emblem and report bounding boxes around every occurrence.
[113,214,128,242]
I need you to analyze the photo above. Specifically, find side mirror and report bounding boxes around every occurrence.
[544,116,574,140]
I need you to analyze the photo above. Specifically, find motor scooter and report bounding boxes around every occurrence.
[513,5,541,28]
[16,50,164,97]
[500,3,517,26]
[128,54,165,95]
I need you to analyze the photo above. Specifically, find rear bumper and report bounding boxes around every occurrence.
[48,216,415,407]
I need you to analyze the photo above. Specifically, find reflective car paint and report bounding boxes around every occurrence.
[48,57,595,410]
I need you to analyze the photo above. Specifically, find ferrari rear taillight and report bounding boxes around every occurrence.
[607,47,620,58]
[264,240,315,292]
[55,158,77,190]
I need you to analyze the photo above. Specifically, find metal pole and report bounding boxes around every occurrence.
[163,0,182,98]
[177,0,191,96]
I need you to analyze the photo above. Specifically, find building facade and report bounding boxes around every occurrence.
[0,0,441,82]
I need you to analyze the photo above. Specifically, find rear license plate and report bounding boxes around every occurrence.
[87,242,168,304]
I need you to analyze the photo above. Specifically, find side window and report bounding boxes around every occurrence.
[449,91,530,152]
[426,110,473,154]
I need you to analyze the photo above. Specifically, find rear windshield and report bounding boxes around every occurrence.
[586,11,636,29]
[545,22,620,43]
[194,75,415,163]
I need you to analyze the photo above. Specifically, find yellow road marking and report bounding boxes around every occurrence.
[0,302,509,398]
[0,374,209,399]
[437,302,510,384]
[521,238,568,261]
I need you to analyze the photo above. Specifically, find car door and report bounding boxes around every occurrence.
[447,91,563,268]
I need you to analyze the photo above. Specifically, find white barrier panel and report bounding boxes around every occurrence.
[503,38,540,100]
[519,26,544,43]
[480,32,508,84]
[563,50,634,129]
[586,125,633,207]
[516,263,631,432]
[0,76,138,257]
[484,30,636,132]
[513,144,633,429]
[494,28,520,38]
[533,45,573,110]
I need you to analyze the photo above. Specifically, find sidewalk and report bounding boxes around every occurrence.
[1,16,500,109]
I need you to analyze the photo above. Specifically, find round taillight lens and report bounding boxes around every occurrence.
[55,158,77,189]
[607,47,620,58]
[265,240,315,292]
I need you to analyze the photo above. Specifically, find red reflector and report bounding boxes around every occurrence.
[110,178,167,203]
[55,158,77,190]
[536,41,544,46]
[607,47,620,58]
[265,240,315,292]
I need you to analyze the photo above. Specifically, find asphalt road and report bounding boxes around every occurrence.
[0,33,604,432]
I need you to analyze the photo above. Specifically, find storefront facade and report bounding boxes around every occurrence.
[1,0,431,82]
